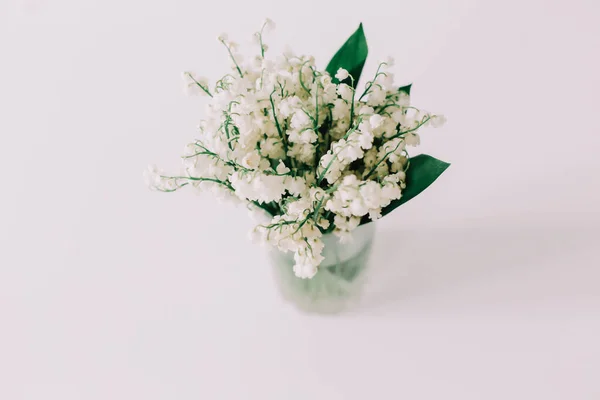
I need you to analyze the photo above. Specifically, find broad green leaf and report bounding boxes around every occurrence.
[361,154,450,224]
[326,23,368,88]
[398,84,411,95]
[383,154,450,216]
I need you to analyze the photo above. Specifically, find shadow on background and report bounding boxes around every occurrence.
[359,220,593,311]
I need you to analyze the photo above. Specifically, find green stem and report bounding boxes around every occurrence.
[349,76,356,127]
[363,140,404,180]
[160,175,234,191]
[388,116,431,140]
[220,40,244,78]
[269,89,293,170]
[358,63,388,101]
[184,73,213,98]
[298,61,312,95]
[315,125,360,185]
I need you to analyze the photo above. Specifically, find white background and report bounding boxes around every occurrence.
[2,0,600,398]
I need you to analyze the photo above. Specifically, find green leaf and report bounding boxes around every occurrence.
[326,23,368,88]
[361,154,450,224]
[384,154,450,216]
[398,84,412,95]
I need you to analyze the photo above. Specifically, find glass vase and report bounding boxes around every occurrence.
[268,223,376,314]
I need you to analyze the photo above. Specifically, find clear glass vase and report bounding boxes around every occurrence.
[268,223,376,314]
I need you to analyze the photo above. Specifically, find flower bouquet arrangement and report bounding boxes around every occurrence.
[146,20,449,312]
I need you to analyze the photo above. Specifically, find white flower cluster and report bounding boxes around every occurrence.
[146,20,445,279]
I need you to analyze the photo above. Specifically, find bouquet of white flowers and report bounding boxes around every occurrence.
[146,20,449,280]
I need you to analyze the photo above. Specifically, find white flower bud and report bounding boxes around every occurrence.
[430,114,447,128]
[335,68,350,81]
[241,151,261,169]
